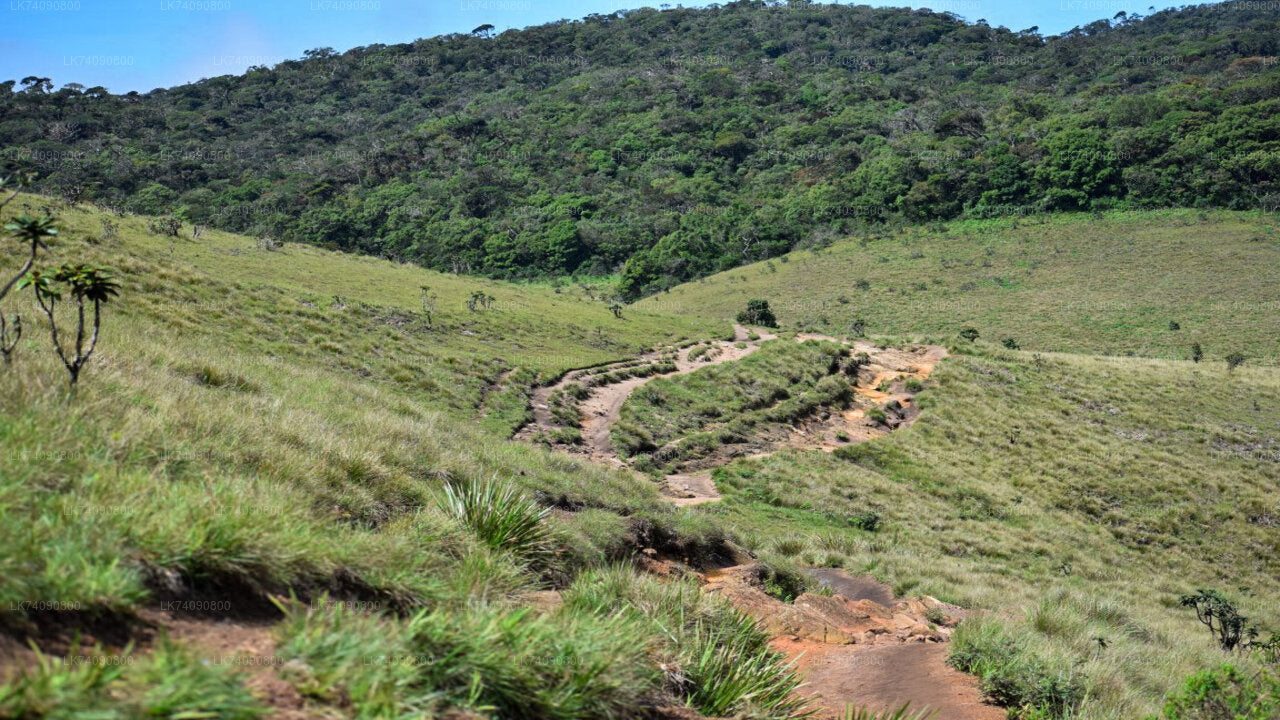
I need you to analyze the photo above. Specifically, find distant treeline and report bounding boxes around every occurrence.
[2,0,1278,298]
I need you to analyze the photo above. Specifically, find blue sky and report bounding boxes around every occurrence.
[2,0,1206,93]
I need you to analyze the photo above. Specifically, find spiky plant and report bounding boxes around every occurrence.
[438,477,550,560]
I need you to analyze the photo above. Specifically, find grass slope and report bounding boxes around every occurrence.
[704,343,1279,718]
[0,197,794,718]
[642,210,1280,364]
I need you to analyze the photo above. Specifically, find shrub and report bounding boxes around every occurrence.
[1180,589,1257,652]
[438,477,551,561]
[757,557,809,602]
[1192,343,1204,363]
[848,512,882,532]
[1002,337,1021,350]
[1160,664,1280,720]
[736,299,778,328]
[1225,352,1246,371]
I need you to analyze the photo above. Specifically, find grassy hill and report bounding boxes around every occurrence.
[1,196,1277,719]
[641,210,1280,363]
[0,197,763,718]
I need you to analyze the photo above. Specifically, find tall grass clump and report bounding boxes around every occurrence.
[949,616,1084,719]
[562,566,810,718]
[0,642,263,719]
[278,596,658,719]
[438,476,551,561]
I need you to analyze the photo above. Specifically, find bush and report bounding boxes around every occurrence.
[959,326,980,342]
[1226,352,1246,371]
[848,511,882,532]
[1160,664,1280,720]
[736,299,778,328]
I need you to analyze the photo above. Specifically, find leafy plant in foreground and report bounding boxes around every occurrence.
[20,263,120,386]
[1160,664,1280,720]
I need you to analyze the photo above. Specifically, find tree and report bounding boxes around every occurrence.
[1180,589,1257,652]
[471,24,495,37]
[419,285,437,328]
[19,76,52,94]
[2,213,58,304]
[609,302,623,319]
[736,299,778,328]
[20,264,121,386]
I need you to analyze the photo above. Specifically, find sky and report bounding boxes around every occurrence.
[2,0,1212,94]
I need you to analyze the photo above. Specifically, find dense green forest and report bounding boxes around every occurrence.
[2,0,1278,297]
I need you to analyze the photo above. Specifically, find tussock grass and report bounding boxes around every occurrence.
[277,598,660,719]
[562,566,810,718]
[438,477,552,560]
[0,641,263,719]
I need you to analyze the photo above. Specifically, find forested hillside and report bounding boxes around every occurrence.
[2,0,1278,296]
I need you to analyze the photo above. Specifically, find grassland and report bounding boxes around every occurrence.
[641,210,1280,364]
[0,196,789,718]
[2,196,1277,719]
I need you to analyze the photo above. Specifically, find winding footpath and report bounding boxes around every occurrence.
[517,325,946,505]
[513,328,1003,720]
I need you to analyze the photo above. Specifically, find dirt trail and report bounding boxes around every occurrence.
[782,641,1002,719]
[518,328,946,505]
[699,564,1000,720]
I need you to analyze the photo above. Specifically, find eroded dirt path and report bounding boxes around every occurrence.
[699,564,1000,720]
[517,327,945,504]
[517,334,995,718]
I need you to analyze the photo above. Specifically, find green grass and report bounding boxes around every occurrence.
[0,197,761,717]
[0,641,264,719]
[3,196,1279,719]
[641,210,1280,364]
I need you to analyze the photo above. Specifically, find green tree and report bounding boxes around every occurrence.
[1180,589,1257,652]
[20,264,121,386]
[736,299,778,328]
